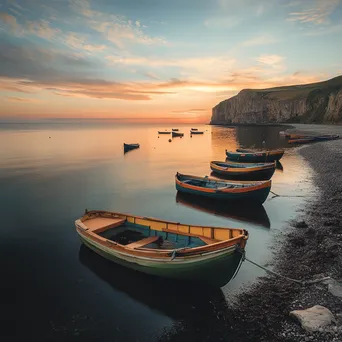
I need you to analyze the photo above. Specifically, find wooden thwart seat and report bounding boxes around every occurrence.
[84,217,126,233]
[126,236,160,249]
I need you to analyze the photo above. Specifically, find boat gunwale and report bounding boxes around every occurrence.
[210,160,276,173]
[77,230,240,264]
[226,150,284,157]
[236,148,284,155]
[75,211,248,260]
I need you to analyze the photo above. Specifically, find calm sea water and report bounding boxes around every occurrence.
[0,123,315,341]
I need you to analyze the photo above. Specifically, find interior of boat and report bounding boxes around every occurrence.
[179,177,258,189]
[80,214,217,250]
[214,162,265,168]
[78,211,246,252]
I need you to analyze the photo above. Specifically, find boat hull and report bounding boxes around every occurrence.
[172,132,184,137]
[190,131,204,135]
[79,234,243,287]
[211,164,275,181]
[226,150,284,162]
[124,143,140,152]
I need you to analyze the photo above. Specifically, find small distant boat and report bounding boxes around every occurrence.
[288,135,339,144]
[75,209,249,287]
[191,128,198,131]
[190,131,204,135]
[310,134,339,141]
[210,161,276,181]
[158,131,171,135]
[124,143,140,153]
[226,149,284,162]
[288,138,315,144]
[172,129,179,131]
[175,173,271,204]
[284,133,307,139]
[172,131,184,137]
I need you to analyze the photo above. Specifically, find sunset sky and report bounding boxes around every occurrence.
[0,0,341,123]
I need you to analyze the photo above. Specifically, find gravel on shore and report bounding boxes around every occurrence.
[162,127,342,342]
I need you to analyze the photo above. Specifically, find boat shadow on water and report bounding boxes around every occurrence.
[175,191,270,229]
[78,244,229,322]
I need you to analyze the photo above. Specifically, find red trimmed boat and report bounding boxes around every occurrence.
[175,172,271,204]
[210,160,276,180]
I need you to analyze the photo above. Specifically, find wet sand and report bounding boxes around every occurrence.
[162,125,342,342]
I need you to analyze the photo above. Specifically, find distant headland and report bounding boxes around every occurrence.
[211,75,342,125]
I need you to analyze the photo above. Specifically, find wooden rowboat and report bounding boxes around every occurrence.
[124,143,140,153]
[287,138,315,144]
[286,134,339,142]
[190,131,204,135]
[172,129,179,131]
[311,134,339,141]
[158,131,171,134]
[75,209,249,287]
[226,149,284,162]
[175,173,271,204]
[172,131,184,137]
[210,161,276,180]
[191,128,198,131]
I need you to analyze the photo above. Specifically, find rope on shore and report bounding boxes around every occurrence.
[237,247,331,286]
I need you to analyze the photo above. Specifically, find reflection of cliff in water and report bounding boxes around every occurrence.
[78,244,228,321]
[175,192,270,228]
[235,126,288,149]
[210,127,238,158]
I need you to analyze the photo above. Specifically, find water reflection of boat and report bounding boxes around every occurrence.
[78,244,228,321]
[176,191,270,228]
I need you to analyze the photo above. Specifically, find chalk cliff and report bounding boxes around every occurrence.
[211,75,342,124]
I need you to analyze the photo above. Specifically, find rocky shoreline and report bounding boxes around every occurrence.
[162,125,342,342]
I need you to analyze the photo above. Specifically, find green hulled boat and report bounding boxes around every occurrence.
[75,210,248,287]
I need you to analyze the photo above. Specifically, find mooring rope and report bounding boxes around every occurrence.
[269,190,309,198]
[236,247,331,286]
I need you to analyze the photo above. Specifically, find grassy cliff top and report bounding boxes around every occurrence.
[239,75,342,101]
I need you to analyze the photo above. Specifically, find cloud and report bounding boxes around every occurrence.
[63,32,106,52]
[106,55,236,81]
[256,54,285,66]
[288,0,340,24]
[143,72,160,80]
[172,108,207,113]
[0,12,18,30]
[242,35,278,46]
[26,19,61,39]
[70,0,166,48]
[5,96,41,103]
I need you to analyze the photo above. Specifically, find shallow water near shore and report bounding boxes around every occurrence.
[0,123,316,341]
